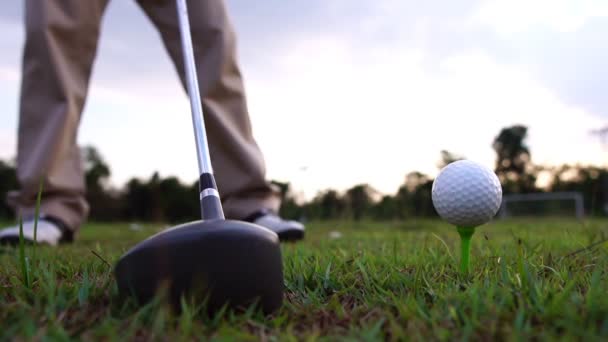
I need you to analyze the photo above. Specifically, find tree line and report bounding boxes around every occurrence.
[0,125,606,222]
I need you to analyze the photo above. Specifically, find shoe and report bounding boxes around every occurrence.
[245,210,305,242]
[0,216,70,246]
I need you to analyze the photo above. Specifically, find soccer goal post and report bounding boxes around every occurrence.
[498,192,585,219]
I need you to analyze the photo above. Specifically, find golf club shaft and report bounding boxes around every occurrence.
[176,0,224,220]
[176,0,211,175]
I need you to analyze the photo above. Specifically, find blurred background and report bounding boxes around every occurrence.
[0,0,606,222]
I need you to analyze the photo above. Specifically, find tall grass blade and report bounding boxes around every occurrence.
[33,179,44,259]
[18,217,31,289]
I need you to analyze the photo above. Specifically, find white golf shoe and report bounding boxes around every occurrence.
[0,217,67,246]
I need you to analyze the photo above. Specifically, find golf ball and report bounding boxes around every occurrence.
[432,160,502,227]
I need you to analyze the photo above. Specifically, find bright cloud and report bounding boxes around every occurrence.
[247,36,605,198]
[473,0,608,34]
[0,66,19,82]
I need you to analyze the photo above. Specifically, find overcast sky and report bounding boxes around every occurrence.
[0,0,606,198]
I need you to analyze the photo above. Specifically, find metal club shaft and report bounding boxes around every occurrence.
[176,0,213,176]
[176,0,224,220]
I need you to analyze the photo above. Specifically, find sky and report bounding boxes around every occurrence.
[0,0,607,199]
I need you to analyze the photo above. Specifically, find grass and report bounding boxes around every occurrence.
[1,218,608,340]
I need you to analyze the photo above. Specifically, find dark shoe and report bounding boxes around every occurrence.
[245,210,305,242]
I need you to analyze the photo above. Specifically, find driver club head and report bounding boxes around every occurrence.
[114,219,283,314]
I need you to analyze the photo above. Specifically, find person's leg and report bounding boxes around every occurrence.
[137,0,280,220]
[5,0,109,241]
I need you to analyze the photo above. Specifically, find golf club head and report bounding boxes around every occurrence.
[114,220,283,314]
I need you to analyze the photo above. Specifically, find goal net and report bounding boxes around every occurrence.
[498,192,585,219]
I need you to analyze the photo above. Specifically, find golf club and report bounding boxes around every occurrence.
[114,0,284,314]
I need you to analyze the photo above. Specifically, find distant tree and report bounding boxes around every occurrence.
[345,184,374,221]
[158,177,198,222]
[279,196,303,221]
[493,125,536,193]
[396,172,436,217]
[404,172,429,192]
[411,180,436,217]
[549,165,608,216]
[270,180,289,198]
[0,160,18,219]
[123,173,165,222]
[590,126,608,214]
[123,178,148,221]
[493,125,530,175]
[81,146,124,221]
[372,195,399,220]
[438,150,464,169]
[82,146,110,192]
[270,180,303,220]
[395,186,412,218]
[319,190,346,220]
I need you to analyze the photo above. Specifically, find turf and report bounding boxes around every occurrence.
[1,219,608,341]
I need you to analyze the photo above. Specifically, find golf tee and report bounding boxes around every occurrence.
[457,226,476,275]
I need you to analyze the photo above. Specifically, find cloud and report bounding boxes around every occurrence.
[245,32,605,197]
[0,66,19,82]
[465,0,608,118]
[0,19,23,67]
[472,0,608,35]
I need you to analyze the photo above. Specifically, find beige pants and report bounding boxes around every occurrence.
[7,0,280,235]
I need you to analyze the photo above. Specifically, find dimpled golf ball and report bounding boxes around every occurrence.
[432,160,502,227]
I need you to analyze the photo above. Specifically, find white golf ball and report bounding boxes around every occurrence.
[432,160,502,227]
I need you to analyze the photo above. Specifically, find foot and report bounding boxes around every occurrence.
[245,210,305,242]
[0,217,69,246]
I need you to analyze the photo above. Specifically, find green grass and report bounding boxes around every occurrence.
[1,218,608,340]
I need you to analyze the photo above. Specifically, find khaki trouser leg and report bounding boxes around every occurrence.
[138,0,280,219]
[7,0,109,235]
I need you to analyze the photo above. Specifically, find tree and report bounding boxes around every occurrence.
[123,173,166,222]
[301,190,346,220]
[590,126,608,214]
[319,190,346,220]
[0,160,18,219]
[438,150,464,169]
[345,184,375,221]
[493,125,530,175]
[372,195,399,220]
[493,125,536,193]
[396,172,436,217]
[81,146,123,221]
[270,180,303,220]
[82,146,111,191]
[549,165,608,216]
[158,177,199,222]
